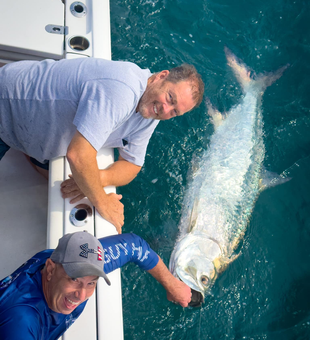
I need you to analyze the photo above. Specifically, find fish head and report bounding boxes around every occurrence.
[176,255,216,294]
[169,233,221,303]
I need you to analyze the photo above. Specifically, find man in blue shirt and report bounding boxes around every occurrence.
[0,231,191,340]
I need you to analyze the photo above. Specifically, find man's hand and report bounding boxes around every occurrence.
[166,278,192,307]
[96,193,124,234]
[61,155,142,206]
[61,175,85,203]
[147,257,192,307]
[60,175,124,233]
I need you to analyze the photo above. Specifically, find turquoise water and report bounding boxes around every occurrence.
[110,1,310,339]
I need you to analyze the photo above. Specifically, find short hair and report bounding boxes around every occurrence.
[166,64,204,109]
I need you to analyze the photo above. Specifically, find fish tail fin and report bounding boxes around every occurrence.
[224,46,289,92]
[224,47,253,91]
[258,64,290,90]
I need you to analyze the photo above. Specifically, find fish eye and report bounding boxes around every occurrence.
[200,275,209,286]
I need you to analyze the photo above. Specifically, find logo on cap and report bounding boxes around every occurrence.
[79,243,103,261]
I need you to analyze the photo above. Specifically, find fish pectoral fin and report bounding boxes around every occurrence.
[259,167,291,192]
[230,252,241,263]
[188,198,199,232]
[213,252,242,274]
[205,98,225,129]
[213,257,231,274]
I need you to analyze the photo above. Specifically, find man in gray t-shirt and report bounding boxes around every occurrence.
[0,58,204,233]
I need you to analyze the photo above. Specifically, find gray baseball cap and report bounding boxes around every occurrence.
[50,231,111,286]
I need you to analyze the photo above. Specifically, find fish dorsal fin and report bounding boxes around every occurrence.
[188,198,199,232]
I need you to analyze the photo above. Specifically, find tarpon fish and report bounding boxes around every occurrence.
[169,48,288,306]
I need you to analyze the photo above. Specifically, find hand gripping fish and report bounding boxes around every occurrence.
[169,48,289,307]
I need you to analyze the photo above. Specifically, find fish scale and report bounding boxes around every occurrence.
[192,96,262,245]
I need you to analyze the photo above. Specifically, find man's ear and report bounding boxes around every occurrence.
[45,258,56,281]
[152,70,169,83]
[158,70,169,79]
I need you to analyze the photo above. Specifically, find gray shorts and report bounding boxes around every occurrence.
[0,138,49,170]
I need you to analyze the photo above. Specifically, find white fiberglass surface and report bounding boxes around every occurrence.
[0,149,47,279]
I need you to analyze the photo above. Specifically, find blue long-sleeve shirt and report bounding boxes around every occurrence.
[0,233,159,340]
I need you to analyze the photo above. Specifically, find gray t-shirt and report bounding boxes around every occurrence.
[0,58,159,166]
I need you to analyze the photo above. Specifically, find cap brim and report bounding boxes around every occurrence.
[63,262,111,286]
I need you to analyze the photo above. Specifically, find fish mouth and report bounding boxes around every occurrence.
[174,266,206,307]
[189,288,204,307]
[174,271,204,307]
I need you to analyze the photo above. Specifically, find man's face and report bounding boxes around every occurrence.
[44,260,98,315]
[138,71,196,120]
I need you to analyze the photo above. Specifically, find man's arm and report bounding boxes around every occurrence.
[100,155,141,187]
[100,233,192,307]
[61,155,141,203]
[66,131,124,233]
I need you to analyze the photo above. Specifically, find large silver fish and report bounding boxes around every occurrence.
[169,48,288,306]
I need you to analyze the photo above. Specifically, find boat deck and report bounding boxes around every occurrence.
[0,149,47,278]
